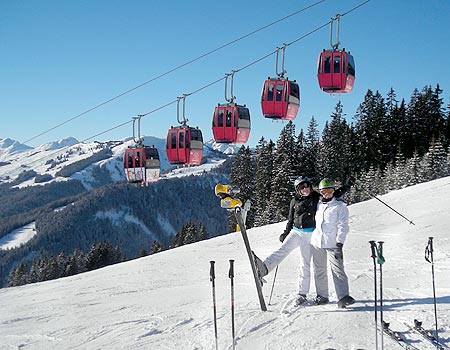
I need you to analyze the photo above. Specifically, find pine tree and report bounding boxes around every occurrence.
[385,88,403,163]
[198,223,208,241]
[319,101,353,181]
[271,122,297,220]
[85,241,123,270]
[172,224,187,248]
[353,90,389,172]
[303,116,321,182]
[8,262,28,287]
[420,137,449,180]
[253,137,275,227]
[150,240,163,254]
[65,249,86,276]
[403,151,422,186]
[183,222,198,245]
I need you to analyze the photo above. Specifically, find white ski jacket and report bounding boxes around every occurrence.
[310,198,349,249]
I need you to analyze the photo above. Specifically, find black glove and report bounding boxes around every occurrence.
[279,231,289,243]
[346,176,356,187]
[335,243,343,260]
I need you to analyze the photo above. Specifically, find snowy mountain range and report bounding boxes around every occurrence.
[0,136,238,189]
[0,176,449,349]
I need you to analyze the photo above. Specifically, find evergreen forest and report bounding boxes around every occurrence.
[228,85,450,228]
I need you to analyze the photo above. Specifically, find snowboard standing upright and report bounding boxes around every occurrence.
[215,184,267,312]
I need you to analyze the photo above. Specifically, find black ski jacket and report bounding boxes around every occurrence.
[283,185,349,234]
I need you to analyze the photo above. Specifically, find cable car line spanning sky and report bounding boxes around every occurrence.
[5,0,371,178]
[22,0,330,146]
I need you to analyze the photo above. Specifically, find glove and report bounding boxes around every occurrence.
[346,176,356,187]
[335,243,344,260]
[279,231,289,243]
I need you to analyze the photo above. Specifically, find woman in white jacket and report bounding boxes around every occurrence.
[310,178,355,308]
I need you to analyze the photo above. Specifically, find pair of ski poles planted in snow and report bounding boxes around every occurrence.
[210,260,236,350]
[369,237,441,350]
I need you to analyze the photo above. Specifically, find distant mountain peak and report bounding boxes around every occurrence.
[0,138,32,157]
[40,137,79,151]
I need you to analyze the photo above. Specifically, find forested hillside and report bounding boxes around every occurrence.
[0,174,228,286]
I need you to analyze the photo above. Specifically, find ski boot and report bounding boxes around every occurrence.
[313,295,329,305]
[294,294,308,307]
[337,295,355,308]
[252,251,268,285]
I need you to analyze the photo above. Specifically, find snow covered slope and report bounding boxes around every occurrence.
[0,177,449,349]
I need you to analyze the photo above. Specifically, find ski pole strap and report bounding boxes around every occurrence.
[377,241,385,265]
[210,261,216,281]
[229,259,235,279]
[425,237,433,263]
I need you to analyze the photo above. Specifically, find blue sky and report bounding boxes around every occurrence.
[1,0,449,148]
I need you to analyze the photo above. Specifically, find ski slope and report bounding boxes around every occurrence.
[0,177,449,350]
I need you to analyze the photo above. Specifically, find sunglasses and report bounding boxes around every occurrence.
[297,183,310,190]
[320,188,334,195]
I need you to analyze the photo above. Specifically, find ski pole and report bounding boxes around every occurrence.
[228,259,236,350]
[425,237,439,347]
[268,265,279,306]
[210,261,218,350]
[377,241,385,350]
[354,184,415,225]
[369,241,379,350]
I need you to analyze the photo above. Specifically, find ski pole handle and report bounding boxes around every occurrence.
[210,261,216,281]
[229,259,235,279]
[425,236,434,263]
[377,241,385,265]
[369,240,377,259]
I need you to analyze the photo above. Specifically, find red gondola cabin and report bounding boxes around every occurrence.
[166,126,203,165]
[261,78,300,120]
[124,146,160,184]
[317,49,355,93]
[212,104,251,144]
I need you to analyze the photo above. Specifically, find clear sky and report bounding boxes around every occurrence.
[1,0,449,148]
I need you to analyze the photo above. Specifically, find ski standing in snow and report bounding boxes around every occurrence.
[215,184,267,312]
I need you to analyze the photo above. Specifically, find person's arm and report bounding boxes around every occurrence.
[280,198,295,242]
[336,204,349,245]
[334,176,355,198]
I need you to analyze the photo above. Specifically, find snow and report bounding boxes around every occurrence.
[0,137,229,189]
[0,222,36,250]
[95,209,158,239]
[0,178,449,350]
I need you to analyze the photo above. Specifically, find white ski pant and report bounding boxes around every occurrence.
[311,246,349,300]
[263,229,313,295]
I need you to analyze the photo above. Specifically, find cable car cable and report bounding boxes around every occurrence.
[3,0,371,178]
[21,0,330,147]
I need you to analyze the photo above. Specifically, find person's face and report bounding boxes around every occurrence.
[297,182,311,196]
[320,188,334,200]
